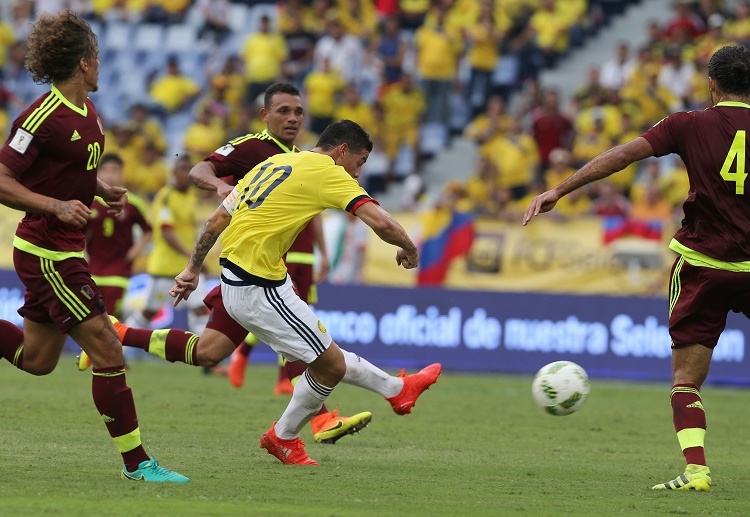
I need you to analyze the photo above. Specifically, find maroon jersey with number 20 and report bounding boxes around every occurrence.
[0,86,105,254]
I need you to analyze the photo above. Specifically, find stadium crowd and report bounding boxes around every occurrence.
[0,0,745,260]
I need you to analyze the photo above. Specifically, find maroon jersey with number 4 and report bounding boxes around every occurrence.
[87,196,151,277]
[642,102,750,262]
[0,87,105,253]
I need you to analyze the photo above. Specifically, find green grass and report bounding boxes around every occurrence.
[2,359,750,516]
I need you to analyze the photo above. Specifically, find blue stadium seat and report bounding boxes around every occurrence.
[164,24,198,54]
[133,24,165,53]
[103,21,132,53]
[227,3,249,34]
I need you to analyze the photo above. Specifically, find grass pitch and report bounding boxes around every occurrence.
[1,359,750,516]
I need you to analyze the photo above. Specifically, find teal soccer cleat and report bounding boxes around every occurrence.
[121,457,189,483]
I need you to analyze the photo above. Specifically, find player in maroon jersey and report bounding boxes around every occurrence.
[88,83,373,444]
[523,45,750,492]
[0,10,186,482]
[86,153,152,318]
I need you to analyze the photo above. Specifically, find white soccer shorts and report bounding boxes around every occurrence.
[221,273,332,364]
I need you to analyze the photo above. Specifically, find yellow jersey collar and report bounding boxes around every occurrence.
[715,101,750,109]
[51,85,88,117]
[262,129,298,154]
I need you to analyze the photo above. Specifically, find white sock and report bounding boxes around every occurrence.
[124,311,149,328]
[275,370,332,440]
[340,348,403,398]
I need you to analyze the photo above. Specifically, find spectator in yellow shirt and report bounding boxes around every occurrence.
[304,57,346,135]
[463,95,511,157]
[379,74,426,181]
[125,143,169,199]
[529,0,571,68]
[490,117,538,198]
[572,118,611,167]
[334,84,376,133]
[149,55,201,113]
[338,0,378,38]
[414,5,462,126]
[242,15,289,105]
[183,106,226,164]
[464,0,503,116]
[0,15,15,79]
[128,103,167,155]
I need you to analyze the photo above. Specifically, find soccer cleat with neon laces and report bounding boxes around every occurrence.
[260,423,318,465]
[386,363,442,415]
[228,348,249,388]
[310,409,373,444]
[652,464,711,491]
[121,457,189,483]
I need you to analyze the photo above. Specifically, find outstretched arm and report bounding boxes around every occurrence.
[170,204,233,305]
[354,201,419,269]
[523,137,655,225]
[189,160,234,199]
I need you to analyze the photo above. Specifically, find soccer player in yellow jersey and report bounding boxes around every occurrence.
[171,120,442,465]
[125,157,208,336]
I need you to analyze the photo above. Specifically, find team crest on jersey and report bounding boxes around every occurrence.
[215,143,235,156]
[80,284,95,300]
[9,128,32,154]
[318,321,327,334]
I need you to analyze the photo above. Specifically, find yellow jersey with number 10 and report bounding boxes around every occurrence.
[221,151,372,281]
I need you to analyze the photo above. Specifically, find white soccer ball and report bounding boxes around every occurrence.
[531,361,590,416]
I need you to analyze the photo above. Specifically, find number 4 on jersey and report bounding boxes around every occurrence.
[720,130,747,194]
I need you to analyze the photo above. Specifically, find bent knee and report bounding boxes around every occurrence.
[25,363,56,376]
[196,350,222,368]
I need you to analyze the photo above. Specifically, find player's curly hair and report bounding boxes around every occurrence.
[25,9,97,84]
[316,120,374,154]
[708,45,750,96]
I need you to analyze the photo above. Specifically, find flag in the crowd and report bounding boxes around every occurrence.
[602,217,663,244]
[417,209,475,285]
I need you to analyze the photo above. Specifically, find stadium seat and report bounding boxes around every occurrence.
[133,24,165,53]
[227,3,249,33]
[419,123,449,156]
[164,24,198,54]
[102,22,133,54]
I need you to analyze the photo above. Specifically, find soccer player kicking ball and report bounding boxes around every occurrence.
[522,45,750,492]
[0,11,186,482]
[171,120,441,465]
[78,83,373,444]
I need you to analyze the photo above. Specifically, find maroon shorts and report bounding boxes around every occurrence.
[669,256,750,348]
[99,285,125,317]
[14,248,104,333]
[203,285,248,344]
[286,262,313,304]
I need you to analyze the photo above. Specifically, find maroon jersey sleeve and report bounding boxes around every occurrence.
[643,106,750,262]
[0,111,49,177]
[641,112,691,157]
[205,134,282,184]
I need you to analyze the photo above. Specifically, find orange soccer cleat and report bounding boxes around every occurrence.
[260,423,318,466]
[386,363,442,415]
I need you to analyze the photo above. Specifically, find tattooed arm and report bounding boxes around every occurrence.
[170,204,232,305]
